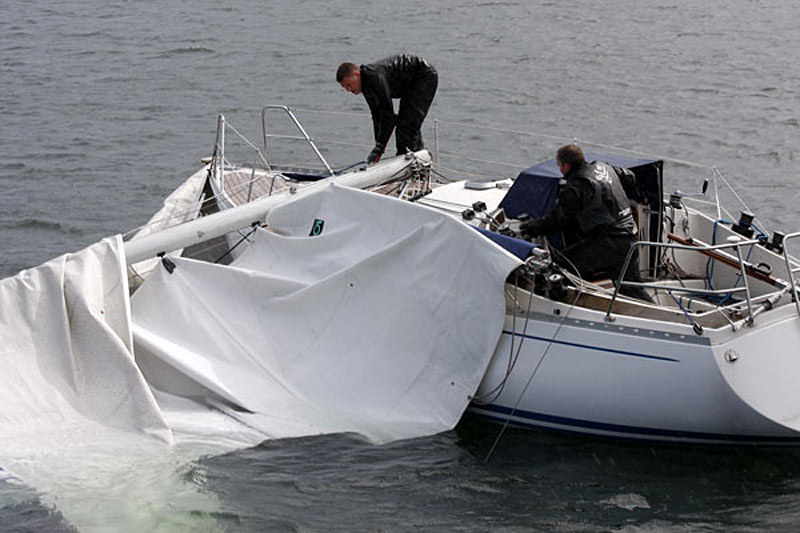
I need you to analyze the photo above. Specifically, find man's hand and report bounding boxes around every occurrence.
[367,145,384,164]
[519,218,539,240]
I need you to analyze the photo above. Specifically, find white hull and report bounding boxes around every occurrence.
[472,299,800,444]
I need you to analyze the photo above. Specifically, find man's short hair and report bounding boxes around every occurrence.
[336,62,358,82]
[556,144,586,167]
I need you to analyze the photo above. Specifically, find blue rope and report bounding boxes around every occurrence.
[751,221,769,240]
[668,290,696,325]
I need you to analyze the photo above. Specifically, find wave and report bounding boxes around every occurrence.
[165,46,215,55]
[4,218,84,235]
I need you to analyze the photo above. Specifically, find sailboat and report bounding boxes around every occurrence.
[5,105,800,447]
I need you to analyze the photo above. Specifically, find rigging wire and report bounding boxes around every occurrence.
[293,106,727,170]
[293,107,689,164]
[214,224,261,264]
[122,168,274,242]
[712,167,754,222]
[129,110,762,245]
[225,122,269,168]
[470,268,535,405]
[484,249,583,463]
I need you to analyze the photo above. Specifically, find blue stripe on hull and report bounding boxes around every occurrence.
[501,330,680,362]
[469,403,800,445]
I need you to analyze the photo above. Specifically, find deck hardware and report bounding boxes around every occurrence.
[765,231,785,254]
[472,201,487,213]
[732,212,755,239]
[160,255,176,274]
[724,349,739,363]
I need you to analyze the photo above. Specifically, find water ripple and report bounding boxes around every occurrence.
[164,46,216,55]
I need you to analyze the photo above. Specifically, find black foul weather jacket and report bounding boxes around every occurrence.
[360,54,438,162]
[523,160,638,239]
[520,160,655,302]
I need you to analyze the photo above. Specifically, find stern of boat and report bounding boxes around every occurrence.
[714,309,800,434]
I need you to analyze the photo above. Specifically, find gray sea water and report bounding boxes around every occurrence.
[3,0,800,531]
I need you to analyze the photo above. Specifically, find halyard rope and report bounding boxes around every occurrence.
[484,251,583,462]
[470,269,535,405]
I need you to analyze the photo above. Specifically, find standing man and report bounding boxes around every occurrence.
[520,144,653,303]
[336,54,438,164]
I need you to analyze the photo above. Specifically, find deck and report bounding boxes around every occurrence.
[220,168,300,207]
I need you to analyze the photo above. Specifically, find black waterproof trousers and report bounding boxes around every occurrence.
[554,233,653,302]
[395,71,438,155]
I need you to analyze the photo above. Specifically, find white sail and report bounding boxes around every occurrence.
[131,184,522,442]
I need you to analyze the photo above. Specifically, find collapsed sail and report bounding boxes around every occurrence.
[131,184,523,442]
